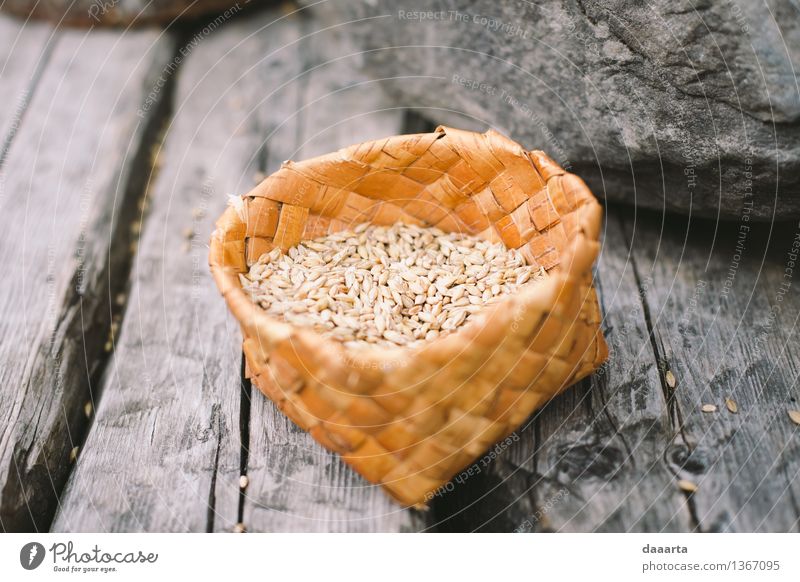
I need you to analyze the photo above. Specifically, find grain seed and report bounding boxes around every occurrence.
[701,404,717,413]
[241,222,544,348]
[725,397,738,414]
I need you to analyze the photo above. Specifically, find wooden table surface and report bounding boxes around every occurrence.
[1,4,798,533]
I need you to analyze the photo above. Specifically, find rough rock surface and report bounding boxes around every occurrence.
[311,0,800,219]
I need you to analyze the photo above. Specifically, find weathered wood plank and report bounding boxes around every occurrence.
[430,203,692,532]
[431,204,800,533]
[522,210,694,532]
[50,12,286,532]
[54,8,422,533]
[239,23,427,533]
[0,29,175,531]
[26,7,796,533]
[0,16,54,166]
[623,210,800,532]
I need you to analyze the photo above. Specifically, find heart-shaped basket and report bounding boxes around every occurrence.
[209,126,608,507]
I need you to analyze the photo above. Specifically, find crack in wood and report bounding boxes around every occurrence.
[592,268,636,466]
[237,355,251,526]
[0,32,182,533]
[617,210,702,532]
[54,43,180,502]
[206,404,224,533]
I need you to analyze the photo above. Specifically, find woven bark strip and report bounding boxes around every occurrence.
[209,127,609,507]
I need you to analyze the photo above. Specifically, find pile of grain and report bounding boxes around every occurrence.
[240,222,544,349]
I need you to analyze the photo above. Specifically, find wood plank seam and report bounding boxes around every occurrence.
[0,30,179,532]
[49,50,179,531]
[237,355,252,527]
[617,211,702,532]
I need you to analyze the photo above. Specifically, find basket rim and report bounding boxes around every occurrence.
[209,127,604,369]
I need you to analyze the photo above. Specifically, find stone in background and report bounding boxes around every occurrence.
[310,0,800,219]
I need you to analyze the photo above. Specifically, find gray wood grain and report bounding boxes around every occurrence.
[6,7,797,534]
[54,7,424,533]
[0,16,54,166]
[240,22,427,533]
[431,206,800,533]
[51,12,283,532]
[0,0,240,27]
[522,211,693,532]
[428,205,692,532]
[0,28,174,531]
[622,210,800,532]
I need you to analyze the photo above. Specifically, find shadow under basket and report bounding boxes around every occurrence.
[209,126,609,508]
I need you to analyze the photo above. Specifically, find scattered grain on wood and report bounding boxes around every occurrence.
[69,446,79,463]
[239,475,249,489]
[725,397,738,414]
[701,404,717,413]
[232,522,246,533]
[788,410,800,426]
[665,369,676,389]
[241,222,545,348]
[677,479,698,493]
[83,401,93,419]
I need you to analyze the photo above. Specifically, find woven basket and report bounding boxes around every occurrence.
[209,126,608,507]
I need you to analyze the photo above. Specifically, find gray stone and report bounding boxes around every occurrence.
[310,0,800,219]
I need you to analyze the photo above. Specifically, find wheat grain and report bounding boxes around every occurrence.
[725,397,738,414]
[241,222,545,348]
